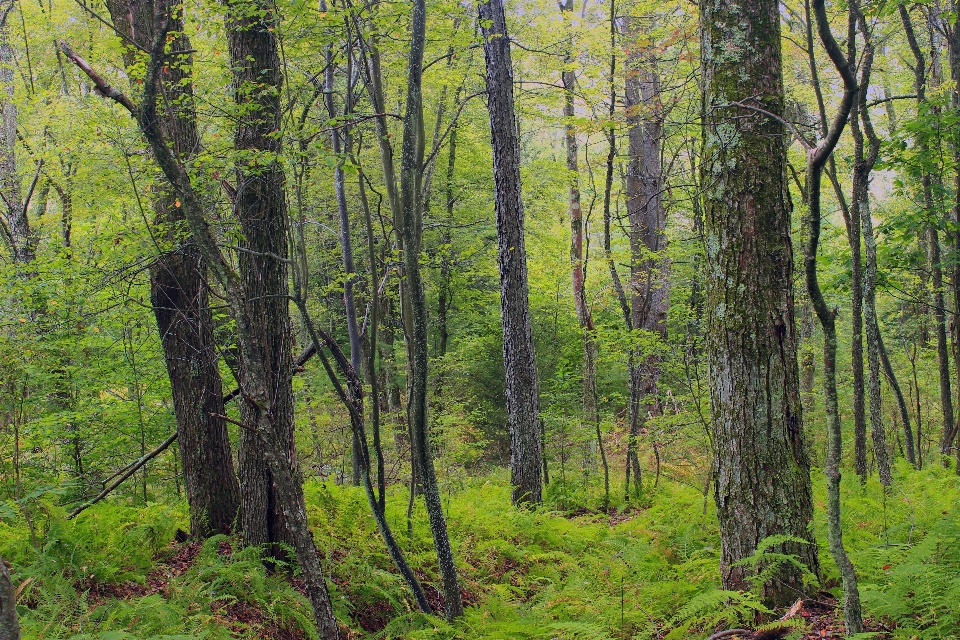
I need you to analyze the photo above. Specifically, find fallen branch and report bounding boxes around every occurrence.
[66,431,178,519]
[66,342,318,519]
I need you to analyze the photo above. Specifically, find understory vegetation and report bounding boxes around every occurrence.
[3,466,959,639]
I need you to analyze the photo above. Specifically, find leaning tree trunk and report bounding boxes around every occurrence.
[700,0,820,606]
[398,0,464,620]
[480,0,544,506]
[104,0,240,538]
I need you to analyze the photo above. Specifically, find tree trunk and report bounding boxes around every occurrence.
[399,0,464,620]
[804,2,863,632]
[480,0,544,506]
[624,14,669,498]
[700,0,819,606]
[105,0,240,539]
[0,557,20,640]
[944,5,960,469]
[0,5,32,265]
[560,0,606,503]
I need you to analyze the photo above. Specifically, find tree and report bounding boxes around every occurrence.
[623,9,668,499]
[399,0,464,620]
[103,0,240,540]
[804,0,863,631]
[699,0,819,605]
[60,0,341,632]
[480,0,543,506]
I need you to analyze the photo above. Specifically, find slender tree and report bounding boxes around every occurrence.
[0,556,19,640]
[805,0,863,632]
[480,0,544,506]
[399,0,464,619]
[700,0,819,605]
[560,0,607,504]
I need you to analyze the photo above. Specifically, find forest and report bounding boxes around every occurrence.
[1,0,959,637]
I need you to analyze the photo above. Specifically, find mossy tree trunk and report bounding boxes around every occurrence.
[700,0,819,606]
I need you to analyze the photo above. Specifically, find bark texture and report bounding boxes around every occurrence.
[0,557,19,640]
[105,0,241,540]
[700,0,819,605]
[481,0,543,506]
[1,3,32,264]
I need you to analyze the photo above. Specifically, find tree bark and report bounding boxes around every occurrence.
[700,0,819,606]
[0,557,20,640]
[399,0,464,620]
[105,0,240,539]
[0,3,33,265]
[560,0,606,504]
[480,0,544,506]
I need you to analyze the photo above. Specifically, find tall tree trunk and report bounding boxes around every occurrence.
[560,0,606,504]
[480,0,544,506]
[225,0,301,557]
[624,13,669,498]
[105,0,240,538]
[804,1,863,632]
[0,3,32,264]
[900,4,946,468]
[803,0,867,479]
[944,4,960,469]
[851,14,905,476]
[399,0,464,620]
[700,0,820,606]
[0,556,20,640]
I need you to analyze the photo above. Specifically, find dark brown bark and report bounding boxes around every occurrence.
[105,0,240,539]
[700,0,820,606]
[61,13,341,633]
[480,0,543,506]
[943,6,960,469]
[0,557,20,640]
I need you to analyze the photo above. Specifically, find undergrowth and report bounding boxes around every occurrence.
[1,462,958,638]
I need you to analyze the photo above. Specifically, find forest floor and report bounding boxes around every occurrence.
[2,462,958,639]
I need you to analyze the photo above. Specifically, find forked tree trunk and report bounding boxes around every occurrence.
[105,0,240,538]
[805,1,863,632]
[480,0,543,506]
[399,0,464,620]
[700,0,819,606]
